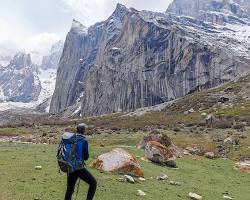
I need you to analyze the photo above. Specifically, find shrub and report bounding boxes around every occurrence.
[232,124,246,130]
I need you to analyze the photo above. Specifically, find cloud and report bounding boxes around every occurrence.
[0,0,173,64]
[62,0,173,26]
[26,32,60,53]
[25,32,61,64]
[0,16,61,64]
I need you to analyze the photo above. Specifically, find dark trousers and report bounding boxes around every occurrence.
[64,168,97,200]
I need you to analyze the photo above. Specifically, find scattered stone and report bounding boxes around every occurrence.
[145,141,177,168]
[138,177,146,181]
[137,190,146,196]
[188,108,195,113]
[184,108,195,114]
[185,145,205,156]
[92,148,144,177]
[35,166,42,170]
[184,111,189,115]
[234,160,250,174]
[201,113,207,116]
[204,152,215,159]
[218,96,230,103]
[183,150,191,155]
[157,174,168,180]
[223,195,233,200]
[224,87,233,93]
[188,192,202,200]
[169,181,180,186]
[123,175,135,184]
[223,137,235,145]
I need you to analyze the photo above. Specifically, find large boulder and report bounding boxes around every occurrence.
[137,132,173,149]
[145,141,177,168]
[92,148,143,177]
[234,160,250,174]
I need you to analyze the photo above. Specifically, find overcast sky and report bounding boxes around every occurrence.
[0,0,173,57]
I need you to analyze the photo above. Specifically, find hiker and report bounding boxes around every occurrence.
[58,123,97,200]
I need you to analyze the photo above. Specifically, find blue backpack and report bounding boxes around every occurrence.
[57,132,88,173]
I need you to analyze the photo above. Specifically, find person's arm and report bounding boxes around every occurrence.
[83,140,89,161]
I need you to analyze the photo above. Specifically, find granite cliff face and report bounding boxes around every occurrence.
[167,0,250,25]
[50,3,250,116]
[0,53,41,103]
[41,40,64,70]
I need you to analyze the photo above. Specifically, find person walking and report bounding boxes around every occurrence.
[58,123,97,200]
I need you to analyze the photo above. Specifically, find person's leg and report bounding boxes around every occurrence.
[78,168,97,200]
[64,171,79,200]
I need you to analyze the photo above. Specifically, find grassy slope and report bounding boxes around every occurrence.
[0,133,250,200]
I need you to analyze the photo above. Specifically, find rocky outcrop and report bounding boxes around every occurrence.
[145,141,177,167]
[167,0,250,25]
[137,132,174,149]
[41,40,64,70]
[50,3,250,116]
[0,53,41,103]
[92,148,144,177]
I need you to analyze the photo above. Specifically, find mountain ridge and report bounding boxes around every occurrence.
[50,2,250,117]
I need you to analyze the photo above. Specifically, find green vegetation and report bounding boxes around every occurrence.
[0,133,250,200]
[1,70,250,200]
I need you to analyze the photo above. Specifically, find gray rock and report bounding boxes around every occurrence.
[0,53,41,103]
[169,180,181,185]
[41,40,64,70]
[50,3,250,117]
[188,192,202,200]
[137,190,146,196]
[123,175,135,183]
[223,137,235,145]
[223,195,233,200]
[35,165,42,170]
[204,151,215,159]
[157,174,168,180]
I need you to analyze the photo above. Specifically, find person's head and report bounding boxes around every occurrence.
[76,123,87,135]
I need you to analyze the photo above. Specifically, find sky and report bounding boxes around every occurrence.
[0,0,173,62]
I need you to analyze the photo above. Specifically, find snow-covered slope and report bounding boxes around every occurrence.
[167,0,250,25]
[0,53,41,103]
[165,0,250,59]
[0,39,63,112]
[0,68,56,112]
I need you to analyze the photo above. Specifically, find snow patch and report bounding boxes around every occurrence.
[0,68,57,112]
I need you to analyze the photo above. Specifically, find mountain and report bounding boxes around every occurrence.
[0,38,64,112]
[41,40,64,70]
[167,0,250,25]
[50,2,250,117]
[0,53,41,103]
[0,45,17,68]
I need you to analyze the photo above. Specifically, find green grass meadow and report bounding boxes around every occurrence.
[0,133,250,200]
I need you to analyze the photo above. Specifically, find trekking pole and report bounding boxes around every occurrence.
[75,179,80,200]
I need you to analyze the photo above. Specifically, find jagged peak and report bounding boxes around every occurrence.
[70,19,88,34]
[9,52,33,69]
[12,52,31,62]
[115,3,127,11]
[111,3,130,19]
